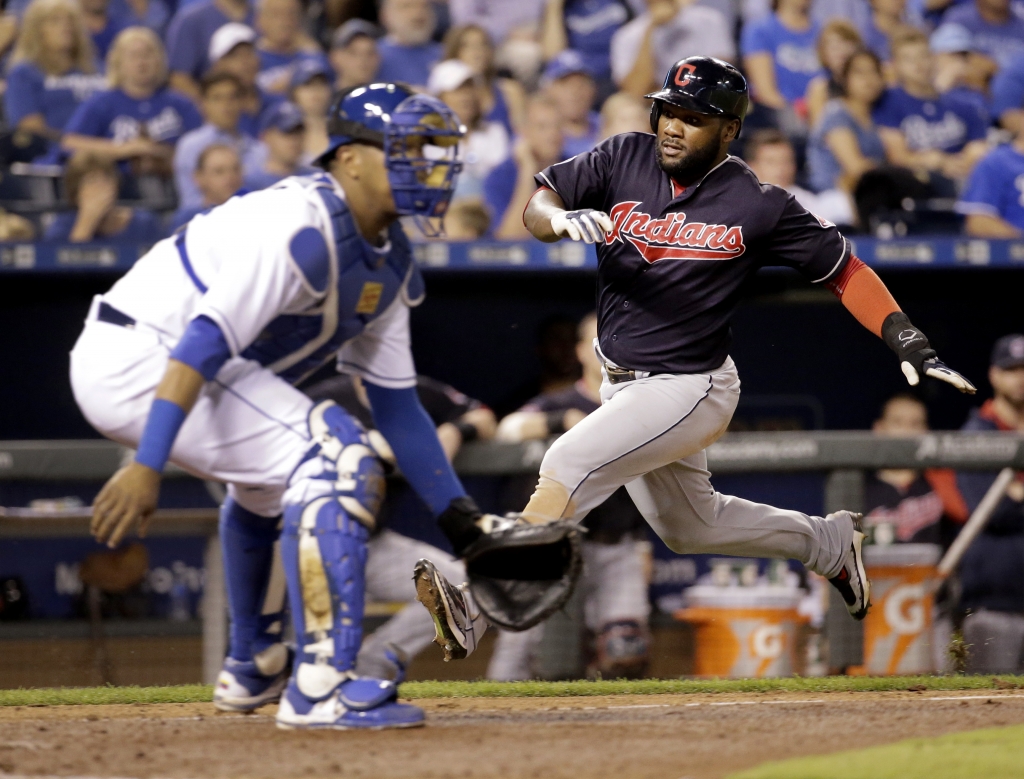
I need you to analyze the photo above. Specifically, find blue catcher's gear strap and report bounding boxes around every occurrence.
[134,398,187,472]
[363,381,467,517]
[220,497,284,662]
[170,315,232,381]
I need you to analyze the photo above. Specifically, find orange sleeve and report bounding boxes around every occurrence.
[924,468,971,524]
[826,257,901,338]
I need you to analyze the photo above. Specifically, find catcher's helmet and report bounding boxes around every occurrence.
[316,82,465,231]
[645,56,748,133]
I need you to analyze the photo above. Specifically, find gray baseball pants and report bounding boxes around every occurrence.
[521,357,852,579]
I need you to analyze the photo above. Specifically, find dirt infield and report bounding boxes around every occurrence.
[3,690,1024,779]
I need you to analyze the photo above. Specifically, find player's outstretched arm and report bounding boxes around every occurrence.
[92,360,206,548]
[524,188,613,245]
[828,257,976,394]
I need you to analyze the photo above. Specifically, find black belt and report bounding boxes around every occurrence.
[97,301,136,328]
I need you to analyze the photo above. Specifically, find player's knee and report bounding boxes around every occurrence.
[284,400,385,529]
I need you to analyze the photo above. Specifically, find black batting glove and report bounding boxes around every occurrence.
[882,312,976,394]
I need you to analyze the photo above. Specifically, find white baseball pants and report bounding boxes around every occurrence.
[70,299,313,517]
[522,358,852,579]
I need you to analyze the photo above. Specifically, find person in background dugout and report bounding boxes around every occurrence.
[540,0,640,90]
[4,0,107,162]
[376,0,441,87]
[942,0,1024,69]
[80,0,129,63]
[861,0,907,62]
[958,335,1024,674]
[303,373,496,680]
[930,23,995,125]
[610,0,734,98]
[206,23,283,138]
[956,126,1024,238]
[989,50,1024,137]
[173,72,265,211]
[440,198,490,240]
[804,19,863,128]
[598,91,650,139]
[254,0,328,95]
[864,394,968,547]
[289,60,332,166]
[62,27,202,179]
[168,143,244,232]
[873,27,988,188]
[243,101,315,190]
[483,95,565,240]
[491,312,651,681]
[328,19,382,92]
[44,153,165,243]
[740,0,821,124]
[442,23,526,138]
[164,0,253,101]
[447,0,546,45]
[745,129,856,227]
[541,50,601,158]
[428,59,509,200]
[806,48,886,196]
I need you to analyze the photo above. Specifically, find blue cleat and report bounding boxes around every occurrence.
[275,676,425,731]
[213,643,292,712]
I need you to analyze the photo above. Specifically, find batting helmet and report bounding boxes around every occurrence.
[645,56,749,133]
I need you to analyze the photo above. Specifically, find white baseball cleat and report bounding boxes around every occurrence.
[827,512,871,621]
[413,558,486,661]
[213,643,292,712]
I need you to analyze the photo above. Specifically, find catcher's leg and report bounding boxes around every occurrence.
[214,495,290,712]
[582,538,651,678]
[275,402,424,730]
[357,530,468,678]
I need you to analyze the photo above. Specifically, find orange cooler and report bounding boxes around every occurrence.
[677,586,805,678]
[862,543,942,675]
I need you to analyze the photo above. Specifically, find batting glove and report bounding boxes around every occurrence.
[883,313,976,394]
[550,209,614,244]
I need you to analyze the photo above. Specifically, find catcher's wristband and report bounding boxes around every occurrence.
[545,410,567,435]
[882,312,935,368]
[437,495,483,557]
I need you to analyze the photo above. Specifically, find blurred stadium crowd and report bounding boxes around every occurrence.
[1,0,1024,241]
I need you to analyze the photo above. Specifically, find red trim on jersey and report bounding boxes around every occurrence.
[523,186,552,229]
[670,179,686,198]
[827,256,900,338]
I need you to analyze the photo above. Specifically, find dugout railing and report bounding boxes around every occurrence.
[2,431,1023,682]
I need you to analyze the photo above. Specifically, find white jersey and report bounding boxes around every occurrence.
[102,172,422,389]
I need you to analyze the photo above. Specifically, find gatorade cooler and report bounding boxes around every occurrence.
[861,543,941,675]
[676,586,805,678]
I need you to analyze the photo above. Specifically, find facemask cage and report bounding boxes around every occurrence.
[383,94,465,237]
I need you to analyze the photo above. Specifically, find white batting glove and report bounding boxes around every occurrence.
[901,355,977,394]
[550,209,614,244]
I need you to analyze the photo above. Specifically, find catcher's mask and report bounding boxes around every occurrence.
[318,83,465,236]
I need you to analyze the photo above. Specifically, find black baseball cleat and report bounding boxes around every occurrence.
[413,559,482,662]
[828,512,871,620]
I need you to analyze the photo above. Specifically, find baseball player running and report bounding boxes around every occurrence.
[71,82,479,730]
[414,57,977,662]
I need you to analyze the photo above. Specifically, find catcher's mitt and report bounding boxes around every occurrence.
[463,519,583,631]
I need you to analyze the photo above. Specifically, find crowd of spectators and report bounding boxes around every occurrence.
[2,0,1024,241]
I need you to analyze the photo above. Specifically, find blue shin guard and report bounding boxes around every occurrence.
[275,402,422,729]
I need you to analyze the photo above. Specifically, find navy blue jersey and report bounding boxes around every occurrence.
[536,132,850,374]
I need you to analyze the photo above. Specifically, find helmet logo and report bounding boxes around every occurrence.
[673,63,697,88]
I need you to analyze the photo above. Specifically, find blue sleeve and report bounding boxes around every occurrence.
[740,19,772,57]
[363,382,467,517]
[990,58,1024,120]
[64,94,108,137]
[959,153,1003,212]
[959,100,988,142]
[178,97,204,134]
[818,103,855,135]
[42,212,75,242]
[872,90,903,129]
[165,11,203,77]
[482,162,516,230]
[4,64,43,127]
[170,314,232,380]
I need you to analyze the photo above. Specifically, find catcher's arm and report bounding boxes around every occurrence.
[825,257,975,394]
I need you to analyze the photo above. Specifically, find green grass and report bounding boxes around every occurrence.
[1,675,1023,707]
[728,724,1024,779]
